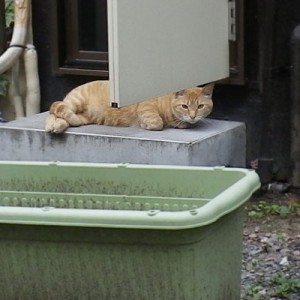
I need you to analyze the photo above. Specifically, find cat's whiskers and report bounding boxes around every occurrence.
[174,119,185,128]
[200,118,212,125]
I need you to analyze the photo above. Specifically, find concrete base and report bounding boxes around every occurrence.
[0,112,246,167]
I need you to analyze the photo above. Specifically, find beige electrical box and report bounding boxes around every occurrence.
[108,0,229,106]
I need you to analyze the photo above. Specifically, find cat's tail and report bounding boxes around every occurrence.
[45,113,70,134]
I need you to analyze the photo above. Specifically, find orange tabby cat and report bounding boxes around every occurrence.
[45,80,214,133]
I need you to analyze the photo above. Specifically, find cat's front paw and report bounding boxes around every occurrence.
[67,114,84,126]
[45,114,69,134]
[139,115,164,130]
[140,122,163,131]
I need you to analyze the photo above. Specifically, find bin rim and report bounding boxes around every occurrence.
[0,161,261,230]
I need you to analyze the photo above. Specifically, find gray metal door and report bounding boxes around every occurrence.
[108,0,229,106]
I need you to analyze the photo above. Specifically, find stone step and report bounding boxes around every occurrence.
[0,112,245,167]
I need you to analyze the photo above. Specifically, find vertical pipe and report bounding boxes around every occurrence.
[24,44,40,116]
[290,26,300,187]
[11,59,25,118]
[24,0,41,116]
[0,0,29,74]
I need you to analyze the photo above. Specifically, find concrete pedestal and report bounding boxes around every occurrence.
[0,113,246,167]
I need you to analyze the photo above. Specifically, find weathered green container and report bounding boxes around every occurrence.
[0,162,260,300]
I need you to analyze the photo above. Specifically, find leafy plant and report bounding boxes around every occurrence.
[0,76,9,96]
[246,200,300,218]
[270,273,300,297]
[0,1,14,96]
[5,0,14,27]
[242,284,265,299]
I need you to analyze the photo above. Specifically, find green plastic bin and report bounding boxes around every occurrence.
[0,161,260,300]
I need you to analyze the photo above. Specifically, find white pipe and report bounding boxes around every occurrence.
[10,59,25,118]
[0,0,29,74]
[24,44,40,116]
[24,0,40,116]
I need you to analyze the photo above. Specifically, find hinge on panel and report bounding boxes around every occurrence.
[228,0,236,41]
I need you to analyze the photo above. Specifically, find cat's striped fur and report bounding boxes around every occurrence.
[45,80,214,133]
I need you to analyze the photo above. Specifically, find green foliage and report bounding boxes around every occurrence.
[242,284,265,300]
[5,0,14,27]
[242,275,300,299]
[246,200,300,218]
[270,273,300,297]
[0,77,9,96]
[0,1,14,96]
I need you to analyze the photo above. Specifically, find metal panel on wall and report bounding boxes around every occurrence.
[108,0,229,106]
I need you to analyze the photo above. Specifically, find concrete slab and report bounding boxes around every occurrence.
[0,112,246,167]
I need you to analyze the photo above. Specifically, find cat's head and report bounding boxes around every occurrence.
[172,83,214,124]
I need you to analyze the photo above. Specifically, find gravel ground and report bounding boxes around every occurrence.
[241,190,300,300]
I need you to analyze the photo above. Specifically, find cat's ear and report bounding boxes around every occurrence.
[175,90,185,97]
[202,83,215,98]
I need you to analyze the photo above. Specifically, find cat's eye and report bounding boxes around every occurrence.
[181,104,188,109]
[198,104,205,109]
